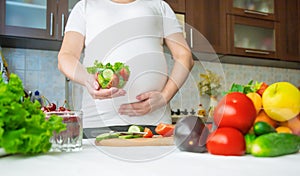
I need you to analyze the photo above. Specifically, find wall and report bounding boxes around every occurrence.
[1,48,65,106]
[2,48,300,113]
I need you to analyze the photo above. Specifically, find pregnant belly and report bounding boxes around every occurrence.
[114,52,168,104]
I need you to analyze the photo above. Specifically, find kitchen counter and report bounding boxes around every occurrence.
[1,139,300,176]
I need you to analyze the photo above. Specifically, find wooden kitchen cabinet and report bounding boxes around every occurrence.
[227,15,280,59]
[228,0,279,21]
[278,0,300,62]
[0,0,78,41]
[164,0,227,54]
[165,0,298,64]
[226,0,282,60]
[185,0,227,54]
[164,0,186,14]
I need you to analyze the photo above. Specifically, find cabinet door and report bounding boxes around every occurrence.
[185,0,227,54]
[2,0,56,40]
[227,15,279,59]
[228,0,277,21]
[57,0,79,40]
[164,0,185,13]
[278,0,300,62]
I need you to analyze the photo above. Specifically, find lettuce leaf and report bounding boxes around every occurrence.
[86,61,127,74]
[0,73,66,155]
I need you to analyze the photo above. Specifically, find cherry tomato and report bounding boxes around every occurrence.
[256,82,268,96]
[213,92,256,134]
[206,127,246,156]
[155,123,175,137]
[143,127,154,138]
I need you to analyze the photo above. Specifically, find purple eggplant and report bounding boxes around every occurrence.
[174,116,210,153]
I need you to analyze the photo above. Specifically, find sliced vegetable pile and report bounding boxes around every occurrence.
[95,123,175,141]
[174,80,300,157]
[87,61,130,89]
[0,73,66,155]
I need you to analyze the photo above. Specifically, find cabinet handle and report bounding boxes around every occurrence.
[245,49,270,55]
[190,28,193,48]
[244,10,268,16]
[50,12,54,36]
[61,14,65,37]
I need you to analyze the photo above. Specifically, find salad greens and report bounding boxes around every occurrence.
[86,60,104,74]
[223,80,262,95]
[86,61,130,89]
[0,73,66,155]
[86,60,129,74]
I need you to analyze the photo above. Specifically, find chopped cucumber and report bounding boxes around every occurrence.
[132,134,143,138]
[118,134,143,139]
[102,69,114,80]
[119,135,135,139]
[96,132,119,141]
[128,125,144,133]
[97,74,105,86]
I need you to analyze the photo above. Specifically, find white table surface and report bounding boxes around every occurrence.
[1,139,300,176]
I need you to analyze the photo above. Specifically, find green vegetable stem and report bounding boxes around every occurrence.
[0,73,66,155]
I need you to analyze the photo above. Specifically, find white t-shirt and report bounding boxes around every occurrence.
[65,0,182,128]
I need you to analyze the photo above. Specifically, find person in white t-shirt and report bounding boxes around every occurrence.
[58,0,193,134]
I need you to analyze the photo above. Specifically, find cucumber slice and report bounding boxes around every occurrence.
[95,132,119,141]
[97,74,105,86]
[119,134,135,139]
[132,134,143,138]
[102,69,114,80]
[128,125,144,133]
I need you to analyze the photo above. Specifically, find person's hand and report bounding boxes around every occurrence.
[85,74,126,99]
[118,91,167,116]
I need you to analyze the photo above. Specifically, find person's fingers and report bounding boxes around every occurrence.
[111,89,126,98]
[119,101,151,116]
[93,80,100,90]
[118,91,167,116]
[119,102,145,110]
[93,87,118,99]
[136,92,151,101]
[126,110,147,116]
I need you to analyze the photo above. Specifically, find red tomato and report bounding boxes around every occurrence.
[155,123,174,137]
[119,67,130,81]
[256,82,268,96]
[213,92,256,134]
[143,127,154,138]
[206,127,246,156]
